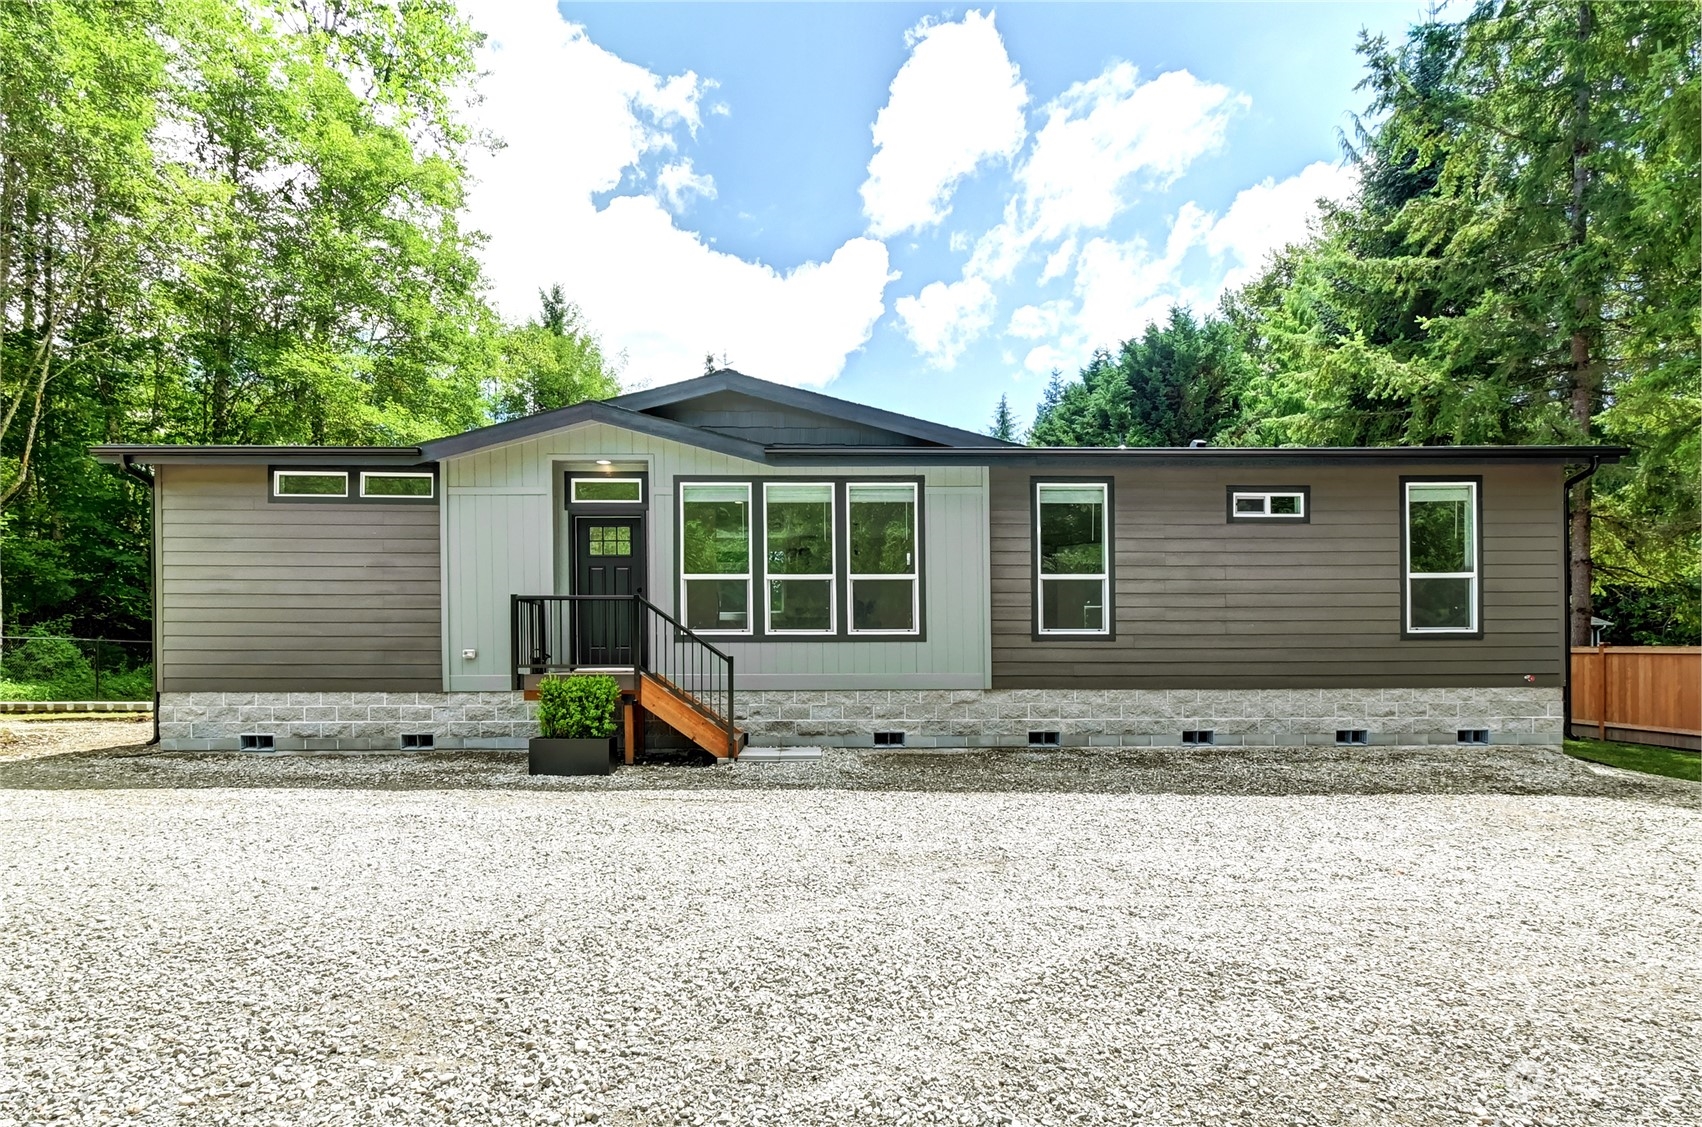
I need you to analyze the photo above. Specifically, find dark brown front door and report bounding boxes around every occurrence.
[573,517,644,665]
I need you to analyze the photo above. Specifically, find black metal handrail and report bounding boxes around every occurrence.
[511,593,736,756]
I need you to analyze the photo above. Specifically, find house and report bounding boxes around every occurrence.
[92,370,1622,757]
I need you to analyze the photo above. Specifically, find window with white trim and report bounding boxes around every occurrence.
[1230,489,1304,518]
[847,482,918,634]
[1037,482,1109,635]
[1405,481,1478,633]
[679,483,752,633]
[764,482,835,634]
[360,471,434,499]
[273,470,347,497]
[571,476,642,504]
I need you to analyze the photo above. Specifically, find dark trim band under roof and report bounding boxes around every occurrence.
[761,444,1628,465]
[90,445,429,466]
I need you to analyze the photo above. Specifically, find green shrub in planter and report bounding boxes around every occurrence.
[536,674,620,739]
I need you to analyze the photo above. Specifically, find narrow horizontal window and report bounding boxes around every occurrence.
[1036,482,1109,635]
[1228,488,1306,520]
[273,470,347,498]
[765,482,835,634]
[848,482,919,635]
[360,471,434,499]
[680,483,752,634]
[1405,481,1479,633]
[571,477,643,504]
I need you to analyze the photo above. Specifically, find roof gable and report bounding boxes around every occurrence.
[609,370,1012,449]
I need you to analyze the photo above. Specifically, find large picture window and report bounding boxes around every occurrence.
[847,482,918,635]
[680,483,752,633]
[764,482,835,634]
[1036,482,1109,635]
[1404,480,1479,633]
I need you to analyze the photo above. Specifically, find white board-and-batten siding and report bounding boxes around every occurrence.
[441,421,991,691]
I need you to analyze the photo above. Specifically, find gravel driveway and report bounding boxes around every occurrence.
[3,732,1698,1127]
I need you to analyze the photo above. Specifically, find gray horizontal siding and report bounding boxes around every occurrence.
[990,463,1564,689]
[157,464,442,693]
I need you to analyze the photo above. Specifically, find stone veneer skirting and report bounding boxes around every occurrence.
[156,687,1563,752]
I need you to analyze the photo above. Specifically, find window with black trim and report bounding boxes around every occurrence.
[676,477,923,640]
[1404,480,1479,633]
[764,482,835,634]
[571,476,643,504]
[1036,482,1109,635]
[271,467,437,502]
[847,482,918,635]
[679,483,752,634]
[1228,488,1306,520]
[273,470,348,498]
[360,471,434,499]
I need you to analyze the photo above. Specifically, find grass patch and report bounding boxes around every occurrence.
[1565,738,1701,782]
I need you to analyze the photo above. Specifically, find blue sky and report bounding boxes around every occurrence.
[462,3,1426,433]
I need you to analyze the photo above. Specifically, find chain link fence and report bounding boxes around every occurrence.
[0,635,153,702]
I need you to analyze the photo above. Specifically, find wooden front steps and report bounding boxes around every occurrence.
[524,671,745,763]
[627,672,746,763]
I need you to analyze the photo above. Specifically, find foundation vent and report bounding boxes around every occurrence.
[1457,729,1490,745]
[238,733,275,753]
[1182,730,1215,745]
[400,733,435,751]
[872,731,905,747]
[1336,729,1369,745]
[1027,730,1061,747]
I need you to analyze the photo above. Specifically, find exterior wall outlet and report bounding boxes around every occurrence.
[461,648,477,660]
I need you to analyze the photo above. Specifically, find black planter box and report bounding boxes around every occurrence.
[528,737,615,776]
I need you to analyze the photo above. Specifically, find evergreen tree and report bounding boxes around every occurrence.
[1028,308,1247,448]
[988,395,1017,442]
[491,285,619,420]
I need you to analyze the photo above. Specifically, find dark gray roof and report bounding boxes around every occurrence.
[416,400,770,462]
[89,372,1627,470]
[609,370,1015,449]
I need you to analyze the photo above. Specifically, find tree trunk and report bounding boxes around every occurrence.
[1567,0,1598,647]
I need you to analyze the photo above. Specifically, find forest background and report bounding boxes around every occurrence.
[1,0,1696,660]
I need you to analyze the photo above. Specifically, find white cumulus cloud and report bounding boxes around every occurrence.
[1204,159,1358,293]
[894,58,1247,368]
[860,10,1028,239]
[655,158,717,212]
[464,1,893,389]
[893,276,997,370]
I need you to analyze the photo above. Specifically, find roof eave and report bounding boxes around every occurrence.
[762,444,1629,465]
[88,445,428,467]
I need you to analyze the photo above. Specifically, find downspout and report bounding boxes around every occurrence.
[120,456,160,747]
[1561,455,1603,741]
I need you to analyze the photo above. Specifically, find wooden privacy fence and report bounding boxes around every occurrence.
[1569,646,1701,751]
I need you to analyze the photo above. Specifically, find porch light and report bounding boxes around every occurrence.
[595,459,613,467]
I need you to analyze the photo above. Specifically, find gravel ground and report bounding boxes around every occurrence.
[1,721,1698,1127]
[0,716,1695,804]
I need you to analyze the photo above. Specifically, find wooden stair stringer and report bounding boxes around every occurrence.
[637,672,744,759]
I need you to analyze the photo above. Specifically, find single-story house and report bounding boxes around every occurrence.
[93,370,1622,757]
